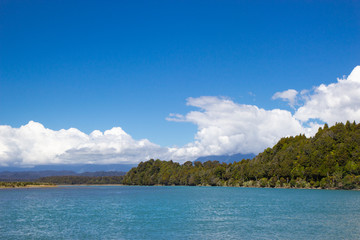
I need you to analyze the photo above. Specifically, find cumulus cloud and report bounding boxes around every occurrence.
[1,66,360,167]
[168,66,360,160]
[167,96,320,161]
[294,66,360,125]
[0,121,166,167]
[272,89,298,108]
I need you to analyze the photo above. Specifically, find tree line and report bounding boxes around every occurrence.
[37,176,124,185]
[5,121,360,189]
[123,121,360,189]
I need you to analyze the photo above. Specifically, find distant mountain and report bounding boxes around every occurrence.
[0,170,76,181]
[0,164,136,173]
[0,156,258,181]
[194,153,255,164]
[0,170,126,181]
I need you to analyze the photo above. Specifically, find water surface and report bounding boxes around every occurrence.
[1,186,359,239]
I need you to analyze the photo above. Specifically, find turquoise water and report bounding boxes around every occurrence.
[1,186,360,239]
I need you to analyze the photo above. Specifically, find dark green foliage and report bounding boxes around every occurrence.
[123,122,360,189]
[37,176,124,185]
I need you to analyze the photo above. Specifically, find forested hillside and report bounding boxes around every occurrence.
[123,121,360,189]
[37,176,124,185]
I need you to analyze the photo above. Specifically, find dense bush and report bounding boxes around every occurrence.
[123,122,360,189]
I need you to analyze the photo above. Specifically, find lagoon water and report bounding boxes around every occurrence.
[1,186,360,239]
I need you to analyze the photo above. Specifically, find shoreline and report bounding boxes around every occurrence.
[2,183,359,190]
[54,184,360,190]
[0,184,57,189]
[58,184,125,186]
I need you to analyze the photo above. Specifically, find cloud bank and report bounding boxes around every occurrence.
[294,66,360,125]
[169,66,360,160]
[1,66,360,167]
[0,121,165,167]
[167,97,319,160]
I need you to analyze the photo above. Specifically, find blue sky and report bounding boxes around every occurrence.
[1,0,360,166]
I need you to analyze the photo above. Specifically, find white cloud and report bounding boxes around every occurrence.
[166,113,186,122]
[1,66,360,167]
[166,96,319,161]
[168,66,360,161]
[0,121,166,167]
[272,89,298,108]
[294,66,360,125]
